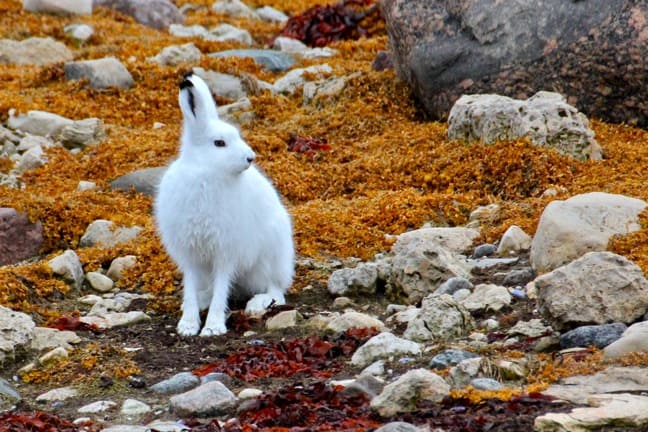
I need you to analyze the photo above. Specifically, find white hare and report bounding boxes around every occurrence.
[154,72,294,337]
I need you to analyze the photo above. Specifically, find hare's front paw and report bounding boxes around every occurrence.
[177,318,201,336]
[200,323,227,337]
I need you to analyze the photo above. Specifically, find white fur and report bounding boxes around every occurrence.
[154,73,294,337]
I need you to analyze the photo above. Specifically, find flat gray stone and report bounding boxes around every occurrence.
[64,57,134,89]
[209,49,295,73]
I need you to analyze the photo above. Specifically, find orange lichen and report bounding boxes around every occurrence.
[20,342,139,385]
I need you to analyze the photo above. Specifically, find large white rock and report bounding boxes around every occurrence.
[7,110,73,137]
[169,381,237,417]
[389,242,472,304]
[23,0,92,14]
[272,64,332,95]
[543,366,648,404]
[370,369,450,417]
[212,0,258,19]
[604,321,648,359]
[530,192,647,273]
[0,37,74,65]
[64,57,134,89]
[0,306,35,365]
[351,332,421,367]
[205,24,253,45]
[534,393,648,431]
[80,219,142,248]
[535,252,648,331]
[404,294,474,342]
[31,327,80,351]
[447,91,602,161]
[148,43,202,66]
[193,67,246,100]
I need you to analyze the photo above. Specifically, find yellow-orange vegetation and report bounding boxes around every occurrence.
[19,342,139,385]
[0,0,647,329]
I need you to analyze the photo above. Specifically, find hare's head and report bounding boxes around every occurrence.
[178,72,255,175]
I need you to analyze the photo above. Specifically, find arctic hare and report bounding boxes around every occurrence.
[154,72,294,337]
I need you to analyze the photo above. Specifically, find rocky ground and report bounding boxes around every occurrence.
[1,0,648,431]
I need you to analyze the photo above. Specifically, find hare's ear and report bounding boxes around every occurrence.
[178,72,219,123]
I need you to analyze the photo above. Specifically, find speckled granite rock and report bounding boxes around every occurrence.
[381,0,648,128]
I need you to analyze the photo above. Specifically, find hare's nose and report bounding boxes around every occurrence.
[247,154,255,163]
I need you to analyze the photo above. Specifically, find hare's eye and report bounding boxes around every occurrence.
[214,139,226,147]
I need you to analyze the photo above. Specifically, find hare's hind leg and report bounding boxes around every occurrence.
[200,271,232,337]
[177,266,209,336]
[245,287,286,315]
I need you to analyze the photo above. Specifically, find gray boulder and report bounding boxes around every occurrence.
[94,0,184,30]
[22,0,92,14]
[64,57,134,89]
[0,306,35,365]
[535,252,648,331]
[111,166,166,197]
[169,381,237,418]
[381,0,648,128]
[404,294,474,342]
[0,208,43,266]
[560,323,627,350]
[531,192,647,273]
[0,37,73,65]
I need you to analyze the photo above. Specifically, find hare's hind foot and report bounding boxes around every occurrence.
[245,291,286,316]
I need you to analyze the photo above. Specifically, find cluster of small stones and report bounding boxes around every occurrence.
[1,1,647,431]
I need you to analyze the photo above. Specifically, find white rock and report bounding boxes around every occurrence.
[7,110,73,137]
[193,67,245,100]
[78,400,117,413]
[535,252,648,331]
[16,144,46,173]
[542,366,648,404]
[59,118,104,149]
[86,271,114,293]
[361,360,386,377]
[272,64,333,95]
[604,321,648,359]
[80,311,151,329]
[31,327,80,351]
[493,358,528,380]
[299,47,338,59]
[266,310,302,330]
[327,262,381,297]
[121,399,151,416]
[326,311,384,333]
[16,134,51,152]
[168,24,208,38]
[77,180,96,191]
[385,306,419,325]
[448,357,483,388]
[38,346,68,366]
[272,36,307,53]
[64,57,134,89]
[205,23,253,45]
[497,225,532,255]
[370,369,450,417]
[404,294,474,342]
[48,249,84,288]
[448,91,602,160]
[212,0,258,19]
[0,306,35,364]
[36,386,78,402]
[507,319,552,338]
[393,227,480,255]
[238,388,263,399]
[0,37,73,66]
[256,5,288,22]
[530,192,647,272]
[460,284,512,312]
[303,75,353,105]
[148,43,202,66]
[351,332,421,367]
[107,255,137,281]
[169,381,237,417]
[23,0,92,14]
[64,23,94,41]
[101,426,148,432]
[534,393,648,431]
[389,242,473,304]
[143,421,190,432]
[80,220,142,248]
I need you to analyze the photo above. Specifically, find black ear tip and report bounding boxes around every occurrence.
[179,72,194,90]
